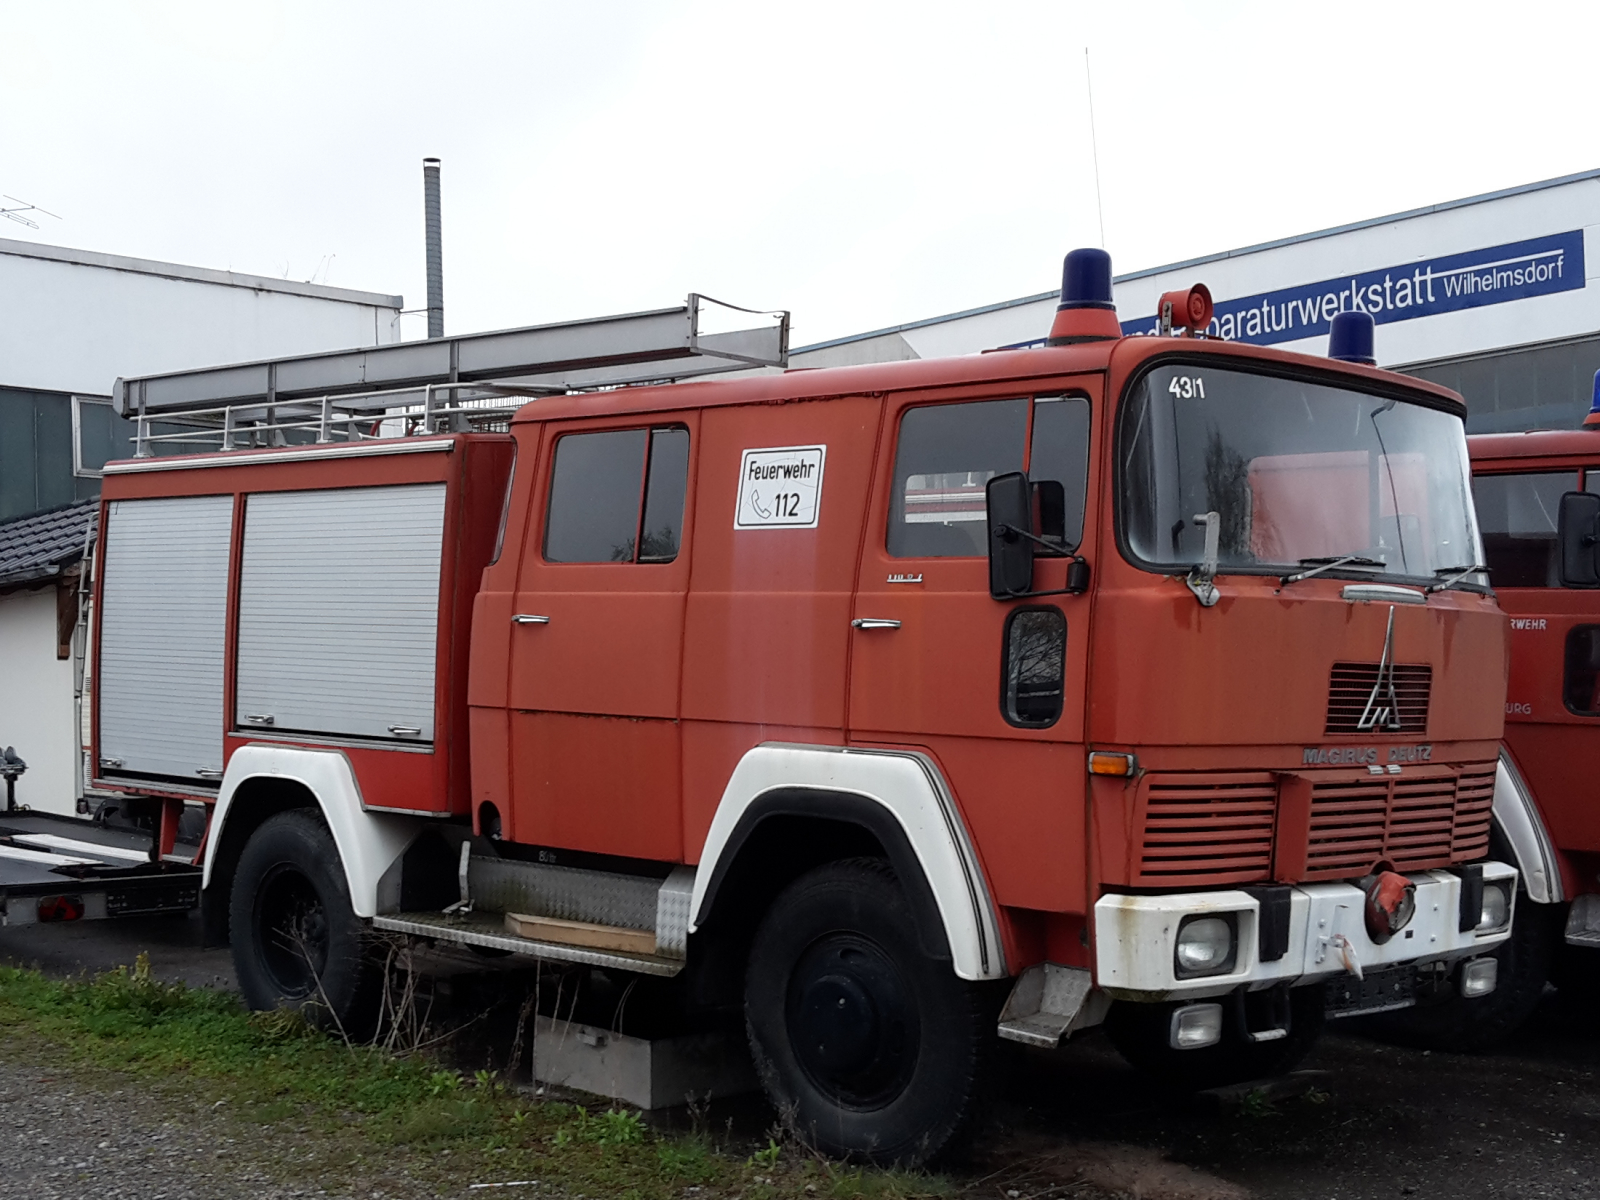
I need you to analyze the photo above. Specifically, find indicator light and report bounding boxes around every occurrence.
[1087,751,1138,776]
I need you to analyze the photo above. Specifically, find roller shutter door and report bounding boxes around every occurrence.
[98,495,233,782]
[236,484,446,741]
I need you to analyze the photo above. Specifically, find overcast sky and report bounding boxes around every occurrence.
[3,1,1596,347]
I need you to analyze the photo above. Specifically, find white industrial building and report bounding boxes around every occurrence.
[0,238,402,817]
[792,168,1600,434]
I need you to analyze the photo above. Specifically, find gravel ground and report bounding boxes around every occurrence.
[4,913,1600,1199]
[0,1058,300,1200]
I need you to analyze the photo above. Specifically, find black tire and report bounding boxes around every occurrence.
[229,809,381,1037]
[1105,984,1325,1091]
[744,858,993,1166]
[1363,898,1560,1052]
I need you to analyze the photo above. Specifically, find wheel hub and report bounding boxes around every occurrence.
[255,864,329,998]
[786,934,918,1109]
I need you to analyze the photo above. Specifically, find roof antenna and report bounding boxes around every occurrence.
[1084,50,1106,249]
[1,195,62,231]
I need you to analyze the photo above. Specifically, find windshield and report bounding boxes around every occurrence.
[1119,364,1484,585]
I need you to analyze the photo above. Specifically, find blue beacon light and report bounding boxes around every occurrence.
[1328,310,1376,366]
[1586,369,1600,429]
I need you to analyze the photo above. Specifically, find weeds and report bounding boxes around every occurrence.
[0,960,952,1199]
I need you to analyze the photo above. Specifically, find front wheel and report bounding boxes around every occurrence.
[229,809,381,1037]
[744,858,993,1166]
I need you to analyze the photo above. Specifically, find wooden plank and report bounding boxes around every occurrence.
[504,912,657,956]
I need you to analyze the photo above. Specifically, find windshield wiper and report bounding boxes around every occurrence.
[1281,555,1388,586]
[1427,564,1488,593]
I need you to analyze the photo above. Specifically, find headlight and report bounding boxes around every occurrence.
[1174,914,1237,978]
[1476,882,1511,933]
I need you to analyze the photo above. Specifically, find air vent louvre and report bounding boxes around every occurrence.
[1137,775,1277,886]
[1304,767,1494,879]
[1325,662,1431,735]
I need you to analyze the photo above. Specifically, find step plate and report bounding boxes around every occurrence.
[372,910,684,977]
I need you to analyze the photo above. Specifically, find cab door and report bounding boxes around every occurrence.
[507,413,696,861]
[1474,465,1600,854]
[846,380,1100,912]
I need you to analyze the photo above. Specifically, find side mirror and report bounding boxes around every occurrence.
[1558,491,1600,588]
[987,472,1035,599]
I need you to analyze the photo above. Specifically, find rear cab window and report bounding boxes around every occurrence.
[544,426,690,563]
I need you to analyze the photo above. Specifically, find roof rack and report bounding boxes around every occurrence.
[112,294,788,456]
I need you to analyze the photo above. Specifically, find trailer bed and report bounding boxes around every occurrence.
[0,816,201,925]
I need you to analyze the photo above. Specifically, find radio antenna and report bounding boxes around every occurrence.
[1084,50,1106,249]
[1,195,62,230]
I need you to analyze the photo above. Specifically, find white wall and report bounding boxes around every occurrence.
[0,588,79,818]
[0,239,404,397]
[797,172,1600,371]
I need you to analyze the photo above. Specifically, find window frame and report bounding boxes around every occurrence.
[885,390,1093,560]
[540,422,691,566]
[1564,624,1600,717]
[1472,467,1582,590]
[998,604,1068,729]
[1112,354,1482,588]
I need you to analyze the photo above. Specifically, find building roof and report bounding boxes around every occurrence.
[0,499,97,590]
[0,236,403,310]
[793,165,1600,356]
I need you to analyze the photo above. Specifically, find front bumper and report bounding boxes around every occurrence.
[1094,862,1516,1000]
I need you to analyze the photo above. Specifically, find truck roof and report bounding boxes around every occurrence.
[1468,428,1600,467]
[508,335,1467,425]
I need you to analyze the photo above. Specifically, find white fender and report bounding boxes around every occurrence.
[1493,749,1563,906]
[204,744,425,918]
[689,742,1007,981]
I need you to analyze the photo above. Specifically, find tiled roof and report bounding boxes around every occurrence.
[0,500,97,588]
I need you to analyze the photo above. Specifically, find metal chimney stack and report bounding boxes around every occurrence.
[423,157,444,339]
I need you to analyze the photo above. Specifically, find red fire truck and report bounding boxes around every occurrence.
[1368,409,1600,1049]
[83,255,1515,1163]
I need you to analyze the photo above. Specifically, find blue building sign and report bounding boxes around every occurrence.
[1121,230,1585,345]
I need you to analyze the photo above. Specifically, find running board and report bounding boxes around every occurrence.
[372,911,685,977]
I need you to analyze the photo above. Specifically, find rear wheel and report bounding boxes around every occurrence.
[1105,985,1324,1091]
[230,809,381,1036]
[744,858,992,1166]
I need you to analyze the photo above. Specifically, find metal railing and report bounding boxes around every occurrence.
[131,382,548,457]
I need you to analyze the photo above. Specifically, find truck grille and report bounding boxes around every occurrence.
[1304,767,1495,879]
[1136,774,1277,886]
[1325,662,1431,734]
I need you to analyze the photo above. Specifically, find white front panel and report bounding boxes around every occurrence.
[236,484,445,741]
[98,495,233,781]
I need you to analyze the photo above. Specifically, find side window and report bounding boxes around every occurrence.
[888,394,1091,558]
[891,398,1028,557]
[1566,626,1600,717]
[1001,607,1067,727]
[1029,396,1092,551]
[1471,471,1578,587]
[640,428,690,562]
[544,426,690,564]
[1588,471,1600,497]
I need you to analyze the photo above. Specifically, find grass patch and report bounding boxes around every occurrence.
[0,955,953,1199]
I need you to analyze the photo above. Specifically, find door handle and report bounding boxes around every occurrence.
[851,618,902,630]
[243,714,275,725]
[388,725,422,737]
[512,614,551,625]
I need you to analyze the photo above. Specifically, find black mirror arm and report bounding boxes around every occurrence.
[993,523,1071,557]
